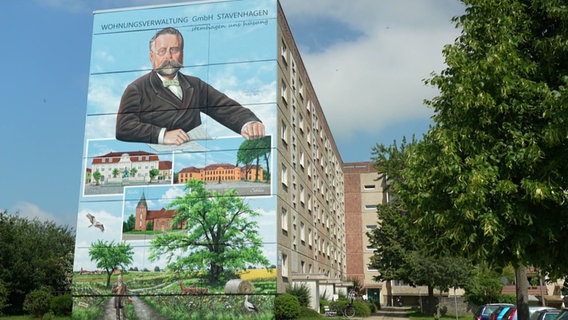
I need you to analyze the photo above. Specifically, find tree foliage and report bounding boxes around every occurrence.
[88,240,134,288]
[23,287,52,318]
[368,140,473,313]
[123,214,135,232]
[150,179,270,284]
[400,0,568,279]
[368,138,418,282]
[236,136,271,181]
[463,264,506,306]
[0,210,74,315]
[394,1,568,319]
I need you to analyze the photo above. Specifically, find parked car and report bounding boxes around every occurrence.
[502,306,516,320]
[554,309,568,320]
[490,305,515,320]
[504,306,558,320]
[475,304,516,320]
[530,309,561,320]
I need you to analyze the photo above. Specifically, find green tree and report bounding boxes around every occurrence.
[0,280,9,315]
[236,136,271,181]
[368,140,473,314]
[0,210,74,315]
[112,168,120,178]
[406,253,473,315]
[399,1,568,319]
[88,240,134,288]
[149,168,160,182]
[23,287,52,318]
[93,170,101,185]
[367,139,417,306]
[463,264,505,306]
[150,179,270,284]
[122,214,135,232]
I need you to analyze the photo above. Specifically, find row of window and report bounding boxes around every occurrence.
[279,35,346,280]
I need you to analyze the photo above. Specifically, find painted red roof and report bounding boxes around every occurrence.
[92,151,159,164]
[159,161,172,170]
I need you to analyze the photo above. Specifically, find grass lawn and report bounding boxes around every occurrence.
[409,309,472,320]
[0,316,70,319]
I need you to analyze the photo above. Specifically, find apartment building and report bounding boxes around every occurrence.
[275,3,348,304]
[344,162,387,305]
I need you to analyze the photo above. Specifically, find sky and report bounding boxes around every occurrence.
[0,0,465,229]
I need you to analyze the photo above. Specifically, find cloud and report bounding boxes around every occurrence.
[280,0,464,140]
[10,201,59,224]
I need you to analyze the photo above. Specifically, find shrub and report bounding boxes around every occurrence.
[368,300,377,313]
[23,288,53,317]
[299,305,322,318]
[499,294,516,304]
[286,283,311,307]
[352,299,371,317]
[50,293,72,316]
[274,293,300,320]
[0,280,9,315]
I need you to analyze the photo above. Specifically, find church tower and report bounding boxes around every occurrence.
[134,192,148,231]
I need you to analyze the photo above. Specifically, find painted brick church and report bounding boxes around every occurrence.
[134,193,185,231]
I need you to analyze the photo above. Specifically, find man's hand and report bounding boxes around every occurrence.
[241,122,265,140]
[164,129,190,145]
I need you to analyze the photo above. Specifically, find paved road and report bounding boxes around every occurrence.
[102,295,166,320]
[99,299,410,320]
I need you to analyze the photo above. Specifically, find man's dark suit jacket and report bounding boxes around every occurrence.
[116,71,261,144]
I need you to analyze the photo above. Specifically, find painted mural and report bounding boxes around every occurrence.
[73,1,278,318]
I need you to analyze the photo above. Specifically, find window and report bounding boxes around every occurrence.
[281,253,288,277]
[365,204,377,211]
[281,80,288,104]
[281,121,288,145]
[364,184,376,190]
[300,222,305,244]
[281,207,288,232]
[280,39,288,65]
[281,164,288,188]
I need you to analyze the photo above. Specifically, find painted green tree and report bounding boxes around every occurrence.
[88,240,134,288]
[92,170,101,185]
[236,136,271,181]
[150,179,270,284]
[398,1,568,319]
[149,168,159,182]
[122,214,135,232]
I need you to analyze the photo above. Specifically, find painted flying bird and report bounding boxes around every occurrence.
[86,213,104,232]
[244,295,259,313]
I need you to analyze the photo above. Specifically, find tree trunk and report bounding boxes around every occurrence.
[386,280,392,306]
[516,265,530,320]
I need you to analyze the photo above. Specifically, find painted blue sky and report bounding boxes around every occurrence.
[0,0,464,228]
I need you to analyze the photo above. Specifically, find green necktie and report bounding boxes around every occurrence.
[163,79,179,87]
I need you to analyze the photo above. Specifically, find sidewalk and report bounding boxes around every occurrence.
[352,306,411,320]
